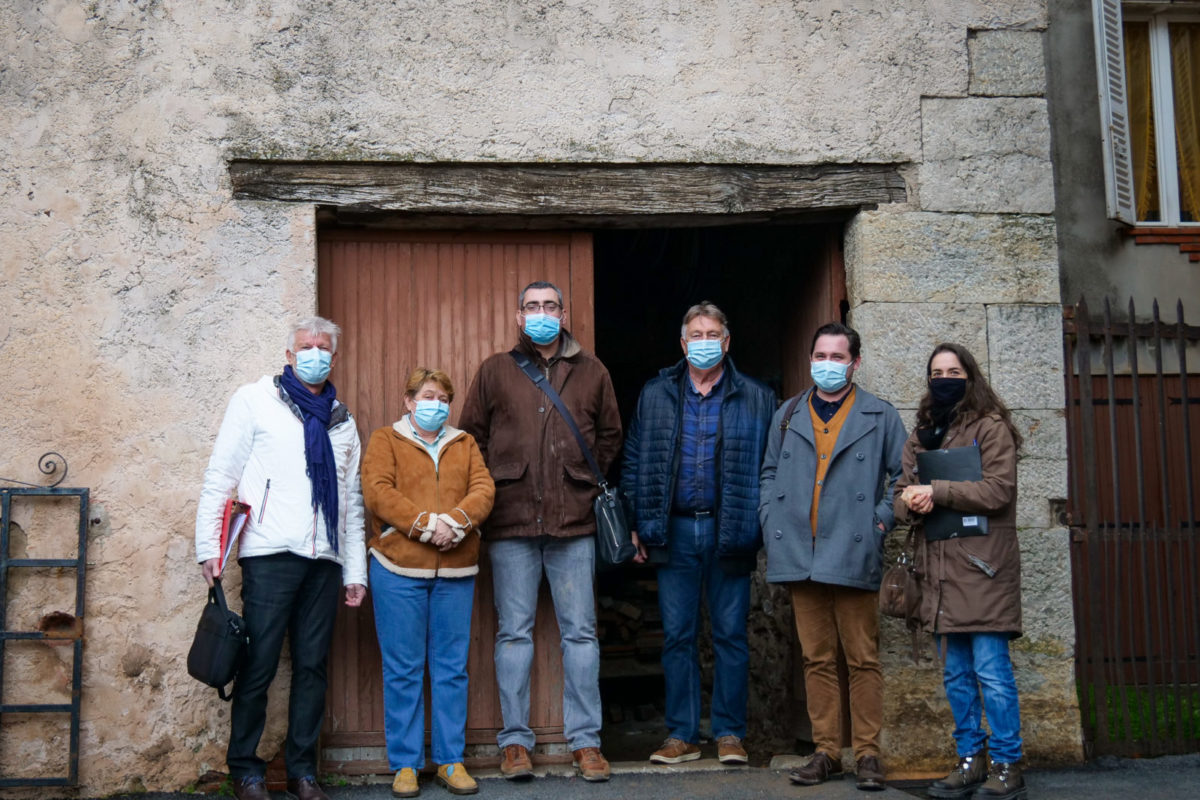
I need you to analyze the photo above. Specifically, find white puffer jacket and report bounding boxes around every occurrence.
[195,374,368,586]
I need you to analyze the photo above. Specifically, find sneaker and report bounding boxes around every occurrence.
[391,768,419,798]
[436,763,478,796]
[232,776,270,800]
[650,737,702,764]
[499,744,533,780]
[926,751,987,799]
[855,755,886,791]
[572,747,611,781]
[788,751,843,785]
[716,735,748,765]
[974,761,1027,800]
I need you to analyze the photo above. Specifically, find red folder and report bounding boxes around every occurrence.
[217,498,251,577]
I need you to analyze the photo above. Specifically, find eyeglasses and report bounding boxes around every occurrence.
[522,301,562,315]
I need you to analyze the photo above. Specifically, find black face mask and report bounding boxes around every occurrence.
[929,377,967,408]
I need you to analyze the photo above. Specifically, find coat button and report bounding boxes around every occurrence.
[782,451,791,459]
[856,452,865,460]
[777,492,785,499]
[857,492,865,501]
[854,534,863,542]
[536,517,543,524]
[538,407,545,413]
[774,531,782,539]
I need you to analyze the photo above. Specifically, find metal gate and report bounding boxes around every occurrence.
[1063,297,1200,757]
[0,454,87,787]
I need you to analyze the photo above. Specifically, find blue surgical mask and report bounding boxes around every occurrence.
[523,313,561,346]
[686,339,724,370]
[293,347,332,384]
[811,360,850,393]
[412,400,450,432]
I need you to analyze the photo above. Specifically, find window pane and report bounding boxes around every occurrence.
[1170,22,1200,222]
[1126,21,1160,222]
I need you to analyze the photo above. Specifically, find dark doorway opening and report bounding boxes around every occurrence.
[591,223,845,762]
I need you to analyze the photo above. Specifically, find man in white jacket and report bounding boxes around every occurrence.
[195,317,367,800]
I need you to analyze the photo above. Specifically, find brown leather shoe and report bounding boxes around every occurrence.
[286,777,329,800]
[789,751,843,785]
[855,755,886,791]
[499,744,534,780]
[572,747,611,782]
[716,735,748,765]
[650,737,701,764]
[233,776,270,800]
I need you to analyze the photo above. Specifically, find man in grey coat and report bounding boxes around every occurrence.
[759,322,906,792]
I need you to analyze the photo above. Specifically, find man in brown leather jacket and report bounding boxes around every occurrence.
[459,280,622,783]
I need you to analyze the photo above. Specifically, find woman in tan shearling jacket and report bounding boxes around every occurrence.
[895,343,1027,800]
[362,368,494,797]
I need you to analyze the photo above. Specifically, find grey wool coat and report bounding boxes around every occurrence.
[759,386,907,590]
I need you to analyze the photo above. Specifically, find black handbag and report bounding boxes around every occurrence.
[187,578,249,701]
[511,351,636,569]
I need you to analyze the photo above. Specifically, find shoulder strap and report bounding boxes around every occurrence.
[510,350,607,487]
[779,394,804,436]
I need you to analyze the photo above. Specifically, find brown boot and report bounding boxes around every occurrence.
[572,747,611,782]
[926,750,987,799]
[974,761,1027,800]
[788,751,843,785]
[499,744,533,780]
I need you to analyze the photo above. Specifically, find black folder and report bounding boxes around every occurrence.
[916,445,990,541]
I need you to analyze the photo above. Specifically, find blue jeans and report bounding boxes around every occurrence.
[658,514,751,742]
[229,553,341,779]
[370,559,475,769]
[942,632,1024,764]
[489,535,601,750]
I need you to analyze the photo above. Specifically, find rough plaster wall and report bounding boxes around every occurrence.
[0,0,1068,792]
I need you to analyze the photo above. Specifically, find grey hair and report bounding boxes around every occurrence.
[518,280,564,309]
[680,301,729,339]
[288,316,342,353]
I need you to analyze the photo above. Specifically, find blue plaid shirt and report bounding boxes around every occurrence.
[672,371,726,512]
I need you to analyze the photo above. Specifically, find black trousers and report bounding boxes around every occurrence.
[227,552,341,779]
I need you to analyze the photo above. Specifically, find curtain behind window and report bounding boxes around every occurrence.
[1171,22,1200,222]
[1125,22,1159,221]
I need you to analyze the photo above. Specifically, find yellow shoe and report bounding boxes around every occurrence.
[436,763,478,795]
[391,767,419,798]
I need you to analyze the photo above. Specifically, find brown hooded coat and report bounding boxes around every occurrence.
[894,412,1023,636]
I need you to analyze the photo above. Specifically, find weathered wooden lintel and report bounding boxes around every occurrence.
[229,161,908,218]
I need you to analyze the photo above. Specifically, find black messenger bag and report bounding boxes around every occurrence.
[186,578,249,701]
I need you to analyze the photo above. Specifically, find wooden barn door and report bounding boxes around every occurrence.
[317,230,594,772]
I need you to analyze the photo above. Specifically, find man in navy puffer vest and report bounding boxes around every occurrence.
[621,301,776,766]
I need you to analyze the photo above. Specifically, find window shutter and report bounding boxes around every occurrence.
[1093,0,1138,223]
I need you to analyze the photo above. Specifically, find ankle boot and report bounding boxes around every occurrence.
[926,750,987,799]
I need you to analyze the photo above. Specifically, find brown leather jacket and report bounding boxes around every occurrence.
[458,329,622,540]
[894,413,1022,636]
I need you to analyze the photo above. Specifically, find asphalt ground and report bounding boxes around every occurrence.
[88,753,1200,800]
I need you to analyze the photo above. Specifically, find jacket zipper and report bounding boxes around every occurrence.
[257,478,271,523]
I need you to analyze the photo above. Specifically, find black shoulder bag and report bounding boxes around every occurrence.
[511,350,635,570]
[186,578,249,700]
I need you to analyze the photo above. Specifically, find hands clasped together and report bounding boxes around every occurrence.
[899,484,934,515]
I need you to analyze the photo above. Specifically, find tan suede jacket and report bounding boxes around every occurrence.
[362,417,495,579]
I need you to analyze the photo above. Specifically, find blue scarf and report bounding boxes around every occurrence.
[280,365,340,554]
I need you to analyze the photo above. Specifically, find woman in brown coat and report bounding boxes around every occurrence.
[894,343,1026,800]
[362,368,495,797]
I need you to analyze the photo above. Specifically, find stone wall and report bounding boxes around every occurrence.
[0,1,1075,792]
